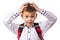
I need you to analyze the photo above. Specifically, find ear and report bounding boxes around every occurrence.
[21,14,23,19]
[35,13,37,18]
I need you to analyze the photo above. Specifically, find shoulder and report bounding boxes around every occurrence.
[18,23,24,30]
[34,22,41,28]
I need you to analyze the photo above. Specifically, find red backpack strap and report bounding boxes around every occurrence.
[17,23,24,40]
[34,23,44,40]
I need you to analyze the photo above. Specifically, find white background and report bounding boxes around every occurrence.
[0,0,60,40]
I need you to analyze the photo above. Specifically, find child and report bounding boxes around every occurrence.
[3,2,57,40]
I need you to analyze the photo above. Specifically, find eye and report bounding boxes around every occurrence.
[31,16,34,18]
[25,16,28,18]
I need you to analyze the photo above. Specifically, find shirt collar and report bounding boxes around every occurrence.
[24,23,34,28]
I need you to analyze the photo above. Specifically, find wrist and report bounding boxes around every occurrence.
[38,9,41,13]
[18,10,21,13]
[39,9,46,15]
[16,11,21,16]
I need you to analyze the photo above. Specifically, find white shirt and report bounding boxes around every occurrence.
[3,9,57,40]
[20,24,40,40]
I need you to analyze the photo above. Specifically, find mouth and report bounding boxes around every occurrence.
[26,22,33,24]
[27,22,32,24]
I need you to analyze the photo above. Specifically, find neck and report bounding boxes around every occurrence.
[26,25,31,28]
[24,23,33,28]
[25,23,31,28]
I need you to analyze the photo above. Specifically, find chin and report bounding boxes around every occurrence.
[26,23,32,26]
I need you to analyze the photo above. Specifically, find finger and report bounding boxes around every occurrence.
[30,3,35,7]
[30,2,35,5]
[31,2,37,6]
[23,3,27,6]
[23,3,30,6]
[20,3,27,8]
[30,4,33,7]
[30,3,33,6]
[23,6,27,8]
[21,4,27,8]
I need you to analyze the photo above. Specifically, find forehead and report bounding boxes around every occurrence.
[23,11,36,16]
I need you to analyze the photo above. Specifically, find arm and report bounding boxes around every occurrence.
[39,9,57,35]
[3,3,27,35]
[30,2,57,35]
[3,11,20,35]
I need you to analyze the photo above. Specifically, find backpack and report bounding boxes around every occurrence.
[17,23,44,40]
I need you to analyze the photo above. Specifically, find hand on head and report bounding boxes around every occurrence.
[19,2,40,14]
[30,2,40,12]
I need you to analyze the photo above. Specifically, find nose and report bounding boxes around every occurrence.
[28,17,32,21]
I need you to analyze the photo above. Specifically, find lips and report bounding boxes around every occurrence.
[27,22,32,24]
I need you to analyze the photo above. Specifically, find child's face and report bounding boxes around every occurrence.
[21,11,37,27]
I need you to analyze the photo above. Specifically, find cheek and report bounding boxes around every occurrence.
[31,18,36,21]
[33,16,37,19]
[23,18,28,22]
